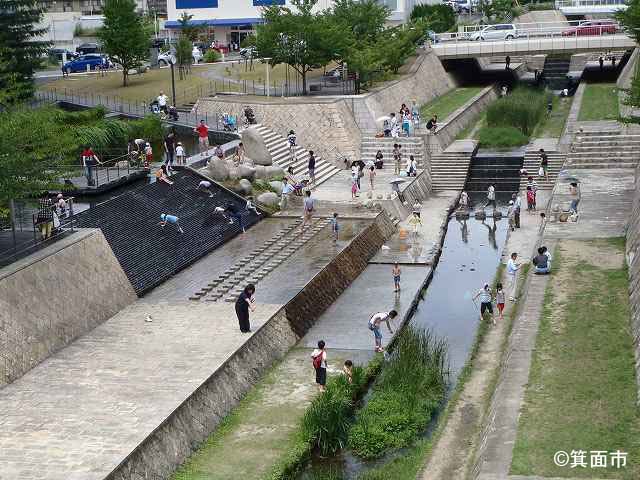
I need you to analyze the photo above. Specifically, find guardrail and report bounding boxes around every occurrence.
[555,0,627,9]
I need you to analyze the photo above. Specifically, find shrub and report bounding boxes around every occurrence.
[478,126,529,148]
[348,328,448,459]
[486,88,546,135]
[204,49,221,63]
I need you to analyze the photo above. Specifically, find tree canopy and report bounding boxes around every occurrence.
[99,0,150,87]
[410,4,456,33]
[0,0,50,105]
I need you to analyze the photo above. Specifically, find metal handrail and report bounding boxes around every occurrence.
[556,0,627,7]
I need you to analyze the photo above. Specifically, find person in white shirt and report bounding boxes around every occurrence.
[506,252,520,301]
[176,142,185,165]
[246,197,261,216]
[389,113,399,138]
[512,192,522,228]
[280,178,294,210]
[368,310,398,352]
[197,180,214,197]
[157,91,169,113]
[473,283,495,324]
[484,184,496,210]
[460,190,469,211]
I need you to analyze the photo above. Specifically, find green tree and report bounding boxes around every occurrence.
[332,0,389,42]
[617,0,640,110]
[410,4,456,33]
[175,37,193,80]
[0,0,50,105]
[240,33,257,49]
[257,0,339,94]
[178,11,203,42]
[99,0,150,87]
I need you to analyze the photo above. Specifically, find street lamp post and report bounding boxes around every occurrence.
[168,55,177,107]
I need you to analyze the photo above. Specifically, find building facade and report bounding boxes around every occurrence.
[164,0,425,47]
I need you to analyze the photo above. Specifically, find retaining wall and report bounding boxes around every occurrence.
[107,213,396,480]
[626,164,640,404]
[618,48,639,118]
[0,229,136,386]
[196,96,362,165]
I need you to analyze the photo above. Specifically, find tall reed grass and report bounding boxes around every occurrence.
[348,328,448,459]
[486,88,546,136]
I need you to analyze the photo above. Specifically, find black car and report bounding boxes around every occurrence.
[48,48,78,61]
[76,43,101,55]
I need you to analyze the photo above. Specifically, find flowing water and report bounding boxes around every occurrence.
[301,209,509,479]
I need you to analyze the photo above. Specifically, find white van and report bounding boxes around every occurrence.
[472,24,518,41]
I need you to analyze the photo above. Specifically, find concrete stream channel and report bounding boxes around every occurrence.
[299,198,510,479]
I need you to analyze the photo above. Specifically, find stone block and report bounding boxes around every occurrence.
[241,127,273,166]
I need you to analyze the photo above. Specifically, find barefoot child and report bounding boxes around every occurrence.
[343,360,353,384]
[495,282,505,321]
[331,212,339,242]
[392,263,401,292]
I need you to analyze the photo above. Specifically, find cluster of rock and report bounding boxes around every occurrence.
[205,128,284,207]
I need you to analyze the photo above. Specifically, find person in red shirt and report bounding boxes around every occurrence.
[81,146,100,186]
[194,120,209,153]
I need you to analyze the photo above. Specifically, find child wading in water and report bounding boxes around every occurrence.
[392,263,401,292]
[311,340,327,392]
[331,212,339,242]
[495,282,505,321]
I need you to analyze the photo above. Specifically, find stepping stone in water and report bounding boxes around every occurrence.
[189,296,201,301]
[224,296,236,303]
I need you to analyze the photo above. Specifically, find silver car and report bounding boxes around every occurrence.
[472,24,518,41]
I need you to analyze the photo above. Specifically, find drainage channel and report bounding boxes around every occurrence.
[299,209,510,479]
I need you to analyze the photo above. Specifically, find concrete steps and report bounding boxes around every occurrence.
[253,125,341,188]
[359,136,425,168]
[518,152,565,190]
[431,152,472,191]
[568,132,640,169]
[190,217,332,302]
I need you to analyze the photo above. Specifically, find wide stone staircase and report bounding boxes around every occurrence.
[360,136,425,168]
[518,150,566,190]
[253,124,341,186]
[73,169,261,295]
[430,151,473,191]
[541,55,571,90]
[190,217,332,303]
[568,130,640,169]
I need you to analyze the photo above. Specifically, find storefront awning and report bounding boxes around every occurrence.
[164,18,263,28]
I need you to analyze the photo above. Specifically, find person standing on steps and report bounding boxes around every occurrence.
[368,310,398,352]
[473,283,495,325]
[539,148,548,180]
[307,150,316,185]
[484,184,496,211]
[311,340,327,392]
[235,284,256,333]
[369,166,376,191]
[393,143,400,175]
[331,212,339,242]
[302,190,315,231]
[507,252,521,302]
[280,177,294,210]
[505,55,510,70]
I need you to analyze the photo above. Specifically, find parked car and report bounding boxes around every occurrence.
[48,48,78,61]
[472,24,518,41]
[62,54,110,73]
[157,47,202,66]
[561,20,619,37]
[454,0,471,13]
[76,43,101,55]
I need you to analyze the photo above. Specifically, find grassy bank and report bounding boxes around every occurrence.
[478,88,546,148]
[511,239,640,479]
[420,87,484,123]
[578,83,619,121]
[348,329,448,460]
[533,94,573,138]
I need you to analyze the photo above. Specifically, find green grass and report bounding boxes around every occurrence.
[578,83,620,121]
[533,94,573,138]
[477,126,529,148]
[510,240,640,479]
[420,87,484,123]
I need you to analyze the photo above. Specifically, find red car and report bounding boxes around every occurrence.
[562,20,619,37]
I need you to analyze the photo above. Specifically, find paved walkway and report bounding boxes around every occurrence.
[474,167,636,480]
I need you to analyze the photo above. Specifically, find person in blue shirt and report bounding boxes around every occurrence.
[159,213,184,233]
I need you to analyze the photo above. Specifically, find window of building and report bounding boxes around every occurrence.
[175,0,218,9]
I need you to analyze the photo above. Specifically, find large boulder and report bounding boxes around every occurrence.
[265,165,285,179]
[242,127,273,166]
[269,180,284,194]
[254,165,267,179]
[207,158,229,181]
[237,165,256,182]
[238,179,253,195]
[256,192,279,207]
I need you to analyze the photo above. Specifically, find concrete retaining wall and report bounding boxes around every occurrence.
[626,165,640,404]
[106,213,396,480]
[196,97,362,165]
[0,229,136,386]
[426,85,498,155]
[618,48,639,118]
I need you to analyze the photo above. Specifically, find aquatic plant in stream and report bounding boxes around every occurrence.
[348,327,448,460]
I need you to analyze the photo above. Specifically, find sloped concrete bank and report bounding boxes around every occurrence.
[107,213,396,480]
[626,164,640,403]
